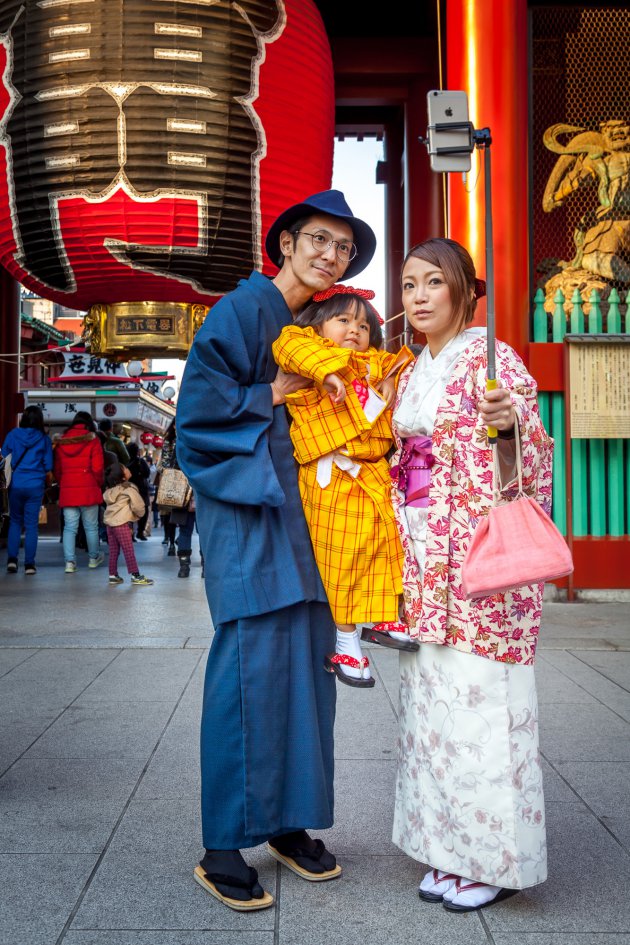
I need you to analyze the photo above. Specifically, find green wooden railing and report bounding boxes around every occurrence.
[532,287,629,537]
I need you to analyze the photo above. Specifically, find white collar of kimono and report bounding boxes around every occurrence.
[393,327,486,437]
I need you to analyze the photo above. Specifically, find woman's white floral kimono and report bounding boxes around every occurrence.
[391,329,552,890]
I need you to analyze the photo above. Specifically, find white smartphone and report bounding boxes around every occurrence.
[426,90,472,173]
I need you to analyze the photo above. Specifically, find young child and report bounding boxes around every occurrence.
[272,285,416,689]
[103,463,154,586]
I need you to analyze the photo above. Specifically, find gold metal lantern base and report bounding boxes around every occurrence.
[82,301,209,359]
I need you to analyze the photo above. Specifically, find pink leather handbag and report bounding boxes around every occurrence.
[462,426,573,599]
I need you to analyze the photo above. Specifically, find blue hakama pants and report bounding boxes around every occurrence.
[200,601,337,849]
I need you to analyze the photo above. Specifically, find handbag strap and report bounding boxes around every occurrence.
[8,442,36,475]
[492,422,523,505]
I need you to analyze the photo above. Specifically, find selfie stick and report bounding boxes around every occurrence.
[424,117,498,442]
[473,128,498,443]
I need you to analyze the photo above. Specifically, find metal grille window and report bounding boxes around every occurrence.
[531,8,630,555]
[531,6,630,326]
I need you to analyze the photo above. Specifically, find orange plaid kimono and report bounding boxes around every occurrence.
[273,324,413,624]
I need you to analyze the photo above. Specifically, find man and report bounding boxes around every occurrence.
[176,190,376,911]
[97,419,130,466]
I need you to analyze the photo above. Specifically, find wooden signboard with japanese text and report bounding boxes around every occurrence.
[566,335,630,439]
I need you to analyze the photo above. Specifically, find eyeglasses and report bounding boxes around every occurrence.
[294,230,358,263]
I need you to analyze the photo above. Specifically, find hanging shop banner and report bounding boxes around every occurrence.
[52,352,130,382]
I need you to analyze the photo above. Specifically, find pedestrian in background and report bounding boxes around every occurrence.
[156,420,179,556]
[2,405,53,575]
[126,442,151,540]
[174,490,196,578]
[96,427,120,543]
[54,411,104,573]
[157,421,196,575]
[103,463,153,586]
[147,453,160,529]
[98,418,130,466]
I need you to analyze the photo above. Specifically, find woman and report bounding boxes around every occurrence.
[157,420,195,576]
[2,405,53,575]
[390,239,553,912]
[54,411,104,573]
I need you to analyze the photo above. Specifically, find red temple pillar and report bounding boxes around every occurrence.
[446,0,529,359]
[0,267,21,438]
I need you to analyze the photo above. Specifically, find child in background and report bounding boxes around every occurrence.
[103,464,154,586]
[272,285,415,689]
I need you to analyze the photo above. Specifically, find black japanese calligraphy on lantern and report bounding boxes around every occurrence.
[115,315,174,335]
[0,1,284,295]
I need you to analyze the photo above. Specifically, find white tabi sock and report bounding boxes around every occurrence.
[335,628,370,680]
[443,879,503,907]
[419,868,457,896]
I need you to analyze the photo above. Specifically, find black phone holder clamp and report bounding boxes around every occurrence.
[421,123,491,158]
[423,120,474,156]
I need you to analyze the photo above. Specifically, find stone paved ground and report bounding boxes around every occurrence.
[1,534,629,945]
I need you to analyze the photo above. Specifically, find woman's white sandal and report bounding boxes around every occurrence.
[442,877,518,912]
[418,868,459,902]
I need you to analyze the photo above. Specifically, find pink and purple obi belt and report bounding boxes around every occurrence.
[390,435,434,508]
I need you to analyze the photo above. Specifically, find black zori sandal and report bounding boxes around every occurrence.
[194,850,273,911]
[324,652,375,688]
[361,623,420,652]
[268,830,342,881]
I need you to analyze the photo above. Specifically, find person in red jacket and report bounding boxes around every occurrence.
[53,411,105,573]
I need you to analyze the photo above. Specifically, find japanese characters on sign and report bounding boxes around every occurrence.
[568,337,630,438]
[116,317,174,336]
[59,353,129,380]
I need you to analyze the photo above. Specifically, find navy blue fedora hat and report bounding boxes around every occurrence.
[265,189,377,281]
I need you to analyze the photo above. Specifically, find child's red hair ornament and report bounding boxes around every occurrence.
[312,284,383,324]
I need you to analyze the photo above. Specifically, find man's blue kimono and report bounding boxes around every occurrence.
[176,271,337,849]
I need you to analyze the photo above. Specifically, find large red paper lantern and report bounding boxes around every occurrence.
[152,434,164,449]
[140,431,154,445]
[0,0,334,316]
